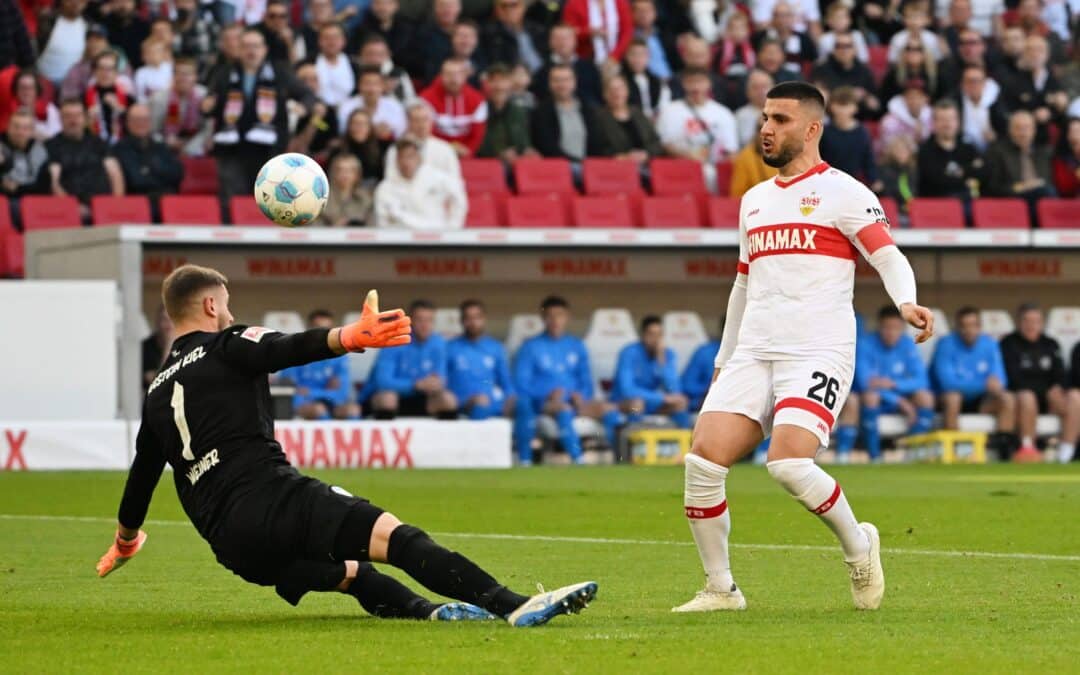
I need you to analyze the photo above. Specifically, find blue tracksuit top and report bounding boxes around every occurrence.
[513,332,594,402]
[611,342,681,407]
[931,333,1008,399]
[446,334,515,403]
[279,357,352,406]
[681,340,720,405]
[361,334,448,400]
[855,332,929,406]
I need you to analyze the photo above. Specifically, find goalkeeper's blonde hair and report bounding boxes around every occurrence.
[162,264,229,322]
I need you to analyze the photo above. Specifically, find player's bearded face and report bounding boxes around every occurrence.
[761,133,804,168]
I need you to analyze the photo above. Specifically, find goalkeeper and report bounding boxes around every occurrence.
[97,264,596,627]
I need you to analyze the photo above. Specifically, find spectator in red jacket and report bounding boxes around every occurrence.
[419,57,487,157]
[1053,117,1080,198]
[561,0,633,75]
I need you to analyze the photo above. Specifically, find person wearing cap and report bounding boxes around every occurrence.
[373,136,467,230]
[879,77,932,153]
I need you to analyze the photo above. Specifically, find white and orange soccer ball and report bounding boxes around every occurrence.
[253,152,329,227]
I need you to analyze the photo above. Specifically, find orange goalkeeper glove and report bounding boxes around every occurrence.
[339,290,412,352]
[96,529,147,578]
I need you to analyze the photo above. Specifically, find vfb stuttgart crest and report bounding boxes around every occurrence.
[799,192,821,216]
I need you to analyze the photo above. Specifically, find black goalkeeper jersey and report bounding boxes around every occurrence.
[117,325,336,541]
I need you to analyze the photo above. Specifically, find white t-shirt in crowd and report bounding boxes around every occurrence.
[751,0,820,32]
[336,95,407,139]
[315,54,356,107]
[656,98,739,163]
[36,16,87,83]
[134,61,174,102]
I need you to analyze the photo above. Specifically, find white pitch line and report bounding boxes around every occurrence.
[2,513,1078,563]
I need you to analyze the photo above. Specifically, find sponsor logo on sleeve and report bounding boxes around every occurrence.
[241,326,275,343]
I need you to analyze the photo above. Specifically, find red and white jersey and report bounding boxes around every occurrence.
[734,162,895,359]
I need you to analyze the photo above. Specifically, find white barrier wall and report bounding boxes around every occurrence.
[0,419,512,471]
[0,281,119,420]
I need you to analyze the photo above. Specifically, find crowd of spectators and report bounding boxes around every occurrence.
[2,0,1078,228]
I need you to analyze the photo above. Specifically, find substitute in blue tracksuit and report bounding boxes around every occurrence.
[932,305,1015,432]
[513,296,621,465]
[361,300,458,418]
[612,315,692,429]
[279,310,361,419]
[856,305,936,459]
[447,299,516,420]
[681,339,721,411]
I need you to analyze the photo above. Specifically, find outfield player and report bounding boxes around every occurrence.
[97,265,597,626]
[676,82,933,613]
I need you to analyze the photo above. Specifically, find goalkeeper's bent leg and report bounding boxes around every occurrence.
[346,563,440,619]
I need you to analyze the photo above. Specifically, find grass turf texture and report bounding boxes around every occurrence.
[1,464,1078,674]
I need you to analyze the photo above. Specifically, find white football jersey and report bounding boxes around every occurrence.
[732,162,894,359]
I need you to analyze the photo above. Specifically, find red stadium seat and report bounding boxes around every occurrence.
[582,158,642,195]
[179,156,219,195]
[160,195,222,225]
[879,196,901,228]
[650,158,707,195]
[229,196,273,225]
[506,194,568,227]
[460,158,509,194]
[1037,199,1076,229]
[90,195,152,225]
[20,195,82,230]
[0,195,10,230]
[908,197,965,229]
[514,158,575,196]
[715,162,733,196]
[465,191,504,227]
[0,224,24,278]
[868,45,888,86]
[641,195,702,228]
[972,198,1030,229]
[571,195,634,228]
[706,197,740,228]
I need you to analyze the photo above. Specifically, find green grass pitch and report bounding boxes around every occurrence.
[1,464,1078,673]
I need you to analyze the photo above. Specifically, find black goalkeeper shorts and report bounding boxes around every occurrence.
[209,467,384,586]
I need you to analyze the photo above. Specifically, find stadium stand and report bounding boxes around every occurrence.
[662,311,710,369]
[706,197,740,228]
[908,198,966,229]
[583,308,637,385]
[572,195,635,228]
[433,307,464,338]
[972,199,1031,230]
[178,157,219,195]
[464,192,504,228]
[1037,200,1076,230]
[20,196,80,231]
[642,195,702,228]
[160,195,222,226]
[230,197,275,226]
[91,196,152,226]
[980,310,1016,340]
[514,158,576,198]
[1046,307,1080,363]
[506,194,569,228]
[506,314,544,356]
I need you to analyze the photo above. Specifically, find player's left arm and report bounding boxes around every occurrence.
[98,421,165,578]
[839,184,934,343]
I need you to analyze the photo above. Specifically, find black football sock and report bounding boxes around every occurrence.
[274,560,348,606]
[386,525,530,617]
[347,563,439,619]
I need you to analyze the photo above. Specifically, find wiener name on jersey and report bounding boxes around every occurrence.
[733,162,897,359]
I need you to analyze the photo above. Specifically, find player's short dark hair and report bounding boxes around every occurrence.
[459,298,484,315]
[540,295,569,312]
[409,299,435,314]
[878,304,902,321]
[767,81,826,115]
[640,315,662,332]
[1016,302,1041,319]
[162,264,228,322]
[308,308,334,323]
[955,305,979,322]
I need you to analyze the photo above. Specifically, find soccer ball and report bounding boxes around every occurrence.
[254,153,329,227]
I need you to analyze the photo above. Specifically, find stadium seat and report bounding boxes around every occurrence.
[715,161,733,196]
[908,198,965,229]
[514,158,575,196]
[582,158,642,195]
[459,158,509,194]
[0,223,24,278]
[20,195,81,230]
[584,308,637,384]
[662,311,709,369]
[465,191,504,228]
[160,195,222,226]
[434,307,463,338]
[506,194,569,227]
[641,195,702,228]
[90,195,152,225]
[879,196,901,228]
[650,158,707,196]
[343,311,378,385]
[979,309,1015,340]
[868,45,888,85]
[179,156,219,195]
[506,313,544,355]
[1046,307,1080,362]
[571,195,634,228]
[972,198,1030,229]
[1036,199,1075,229]
[906,307,949,363]
[230,196,273,226]
[706,197,740,228]
[261,311,305,333]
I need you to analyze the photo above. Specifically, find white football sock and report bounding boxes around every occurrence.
[767,458,870,563]
[1059,442,1075,463]
[684,453,734,591]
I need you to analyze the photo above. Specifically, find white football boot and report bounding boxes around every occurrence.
[506,581,598,627]
[846,522,885,610]
[672,582,747,612]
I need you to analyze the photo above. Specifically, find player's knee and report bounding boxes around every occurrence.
[1017,389,1037,410]
[384,523,431,565]
[372,391,399,411]
[683,453,727,508]
[915,390,934,408]
[765,456,815,491]
[998,390,1016,410]
[621,398,645,415]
